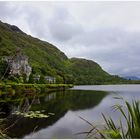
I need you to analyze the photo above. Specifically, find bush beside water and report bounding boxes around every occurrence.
[0,83,73,95]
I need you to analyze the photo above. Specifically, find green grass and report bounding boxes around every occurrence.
[0,83,73,95]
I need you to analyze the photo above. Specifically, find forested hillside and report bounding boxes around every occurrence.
[0,21,128,84]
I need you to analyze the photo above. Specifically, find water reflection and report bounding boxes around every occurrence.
[0,90,108,138]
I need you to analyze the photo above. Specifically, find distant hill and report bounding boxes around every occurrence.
[68,58,128,84]
[0,20,128,84]
[123,76,140,80]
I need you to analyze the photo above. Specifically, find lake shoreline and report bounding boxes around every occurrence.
[0,84,140,138]
[0,83,73,95]
[72,84,140,92]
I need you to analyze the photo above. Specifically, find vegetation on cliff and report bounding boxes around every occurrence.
[0,21,133,85]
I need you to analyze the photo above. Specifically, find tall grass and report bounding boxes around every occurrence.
[101,99,140,139]
[79,99,140,139]
[102,101,140,139]
[0,119,9,138]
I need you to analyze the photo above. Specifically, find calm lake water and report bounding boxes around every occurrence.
[1,84,140,138]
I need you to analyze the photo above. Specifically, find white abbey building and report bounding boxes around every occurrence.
[5,49,32,81]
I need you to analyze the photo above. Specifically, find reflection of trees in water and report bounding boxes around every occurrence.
[0,95,42,118]
[20,97,41,112]
[0,103,11,118]
[44,92,56,102]
[0,95,40,135]
[2,90,108,138]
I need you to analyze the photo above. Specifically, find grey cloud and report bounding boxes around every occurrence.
[0,1,140,77]
[0,2,24,20]
[69,28,137,47]
[24,9,48,38]
[47,7,84,42]
[0,2,13,17]
[63,28,140,77]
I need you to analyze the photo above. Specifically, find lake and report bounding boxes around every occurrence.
[1,84,140,138]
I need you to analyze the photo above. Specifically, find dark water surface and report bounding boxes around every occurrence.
[1,84,140,138]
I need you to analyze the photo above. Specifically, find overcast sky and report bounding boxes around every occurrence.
[0,1,140,77]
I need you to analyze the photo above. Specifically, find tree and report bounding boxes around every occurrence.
[0,60,10,80]
[39,75,46,84]
[8,75,20,83]
[56,75,63,84]
[0,36,2,42]
[65,74,75,84]
[28,74,35,83]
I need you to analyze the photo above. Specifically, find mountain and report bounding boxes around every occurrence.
[0,20,69,83]
[68,58,127,84]
[0,21,127,84]
[123,76,140,80]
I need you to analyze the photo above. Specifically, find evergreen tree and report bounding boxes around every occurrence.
[28,74,35,83]
[39,75,46,84]
[0,60,9,80]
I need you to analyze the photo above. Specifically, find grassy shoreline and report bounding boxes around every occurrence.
[0,83,73,95]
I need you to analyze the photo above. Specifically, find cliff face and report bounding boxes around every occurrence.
[0,21,126,84]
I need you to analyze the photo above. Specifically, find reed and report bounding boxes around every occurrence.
[79,99,140,139]
[101,99,140,138]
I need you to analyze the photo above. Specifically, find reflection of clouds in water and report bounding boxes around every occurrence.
[29,127,75,139]
[49,127,75,139]
[73,90,140,125]
[24,86,140,139]
[25,110,87,139]
[117,91,140,101]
